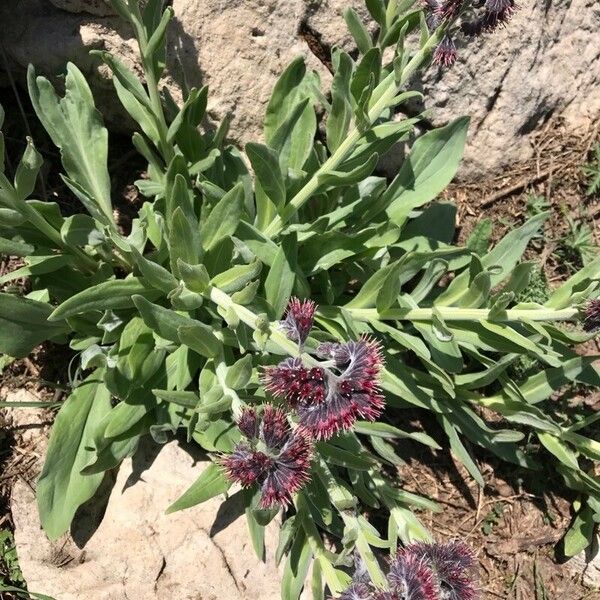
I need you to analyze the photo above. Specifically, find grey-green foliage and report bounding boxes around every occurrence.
[0,1,599,598]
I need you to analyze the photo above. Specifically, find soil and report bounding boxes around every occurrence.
[0,87,599,599]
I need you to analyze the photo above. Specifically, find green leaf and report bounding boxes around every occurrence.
[264,57,318,172]
[545,254,600,309]
[563,505,595,557]
[178,260,210,293]
[265,236,296,319]
[225,354,253,389]
[281,528,312,600]
[0,236,34,257]
[49,278,162,321]
[200,183,244,251]
[166,462,231,513]
[514,357,600,405]
[0,293,69,358]
[385,117,469,226]
[169,206,200,275]
[344,8,373,55]
[276,516,298,566]
[354,421,441,449]
[466,218,492,255]
[538,433,579,471]
[178,323,222,358]
[438,213,549,306]
[316,442,375,470]
[246,142,286,208]
[440,415,484,486]
[37,372,111,539]
[326,52,353,153]
[27,64,113,224]
[211,259,262,294]
[14,138,43,200]
[351,48,381,103]
[131,247,178,294]
[269,98,316,172]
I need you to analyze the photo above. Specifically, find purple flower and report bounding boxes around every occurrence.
[435,0,462,20]
[434,35,458,67]
[485,0,515,14]
[280,297,317,346]
[388,552,439,600]
[336,540,479,600]
[338,582,373,600]
[263,337,385,440]
[402,541,479,600]
[221,406,312,508]
[583,299,600,332]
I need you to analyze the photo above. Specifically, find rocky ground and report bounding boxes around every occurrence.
[1,1,600,598]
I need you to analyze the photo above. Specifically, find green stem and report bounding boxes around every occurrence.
[129,11,174,164]
[208,286,321,367]
[262,28,444,239]
[346,306,580,323]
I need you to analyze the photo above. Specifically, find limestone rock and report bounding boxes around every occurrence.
[0,0,598,178]
[49,0,116,16]
[419,0,600,177]
[11,439,284,600]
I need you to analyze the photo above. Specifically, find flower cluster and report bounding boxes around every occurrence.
[423,0,517,67]
[583,299,600,332]
[264,299,385,440]
[338,540,479,600]
[222,298,385,507]
[221,406,312,508]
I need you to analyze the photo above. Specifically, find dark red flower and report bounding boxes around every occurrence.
[435,0,462,20]
[434,35,458,67]
[388,551,439,600]
[221,406,312,508]
[402,541,479,600]
[280,297,317,346]
[263,337,385,440]
[338,582,373,600]
[583,299,600,332]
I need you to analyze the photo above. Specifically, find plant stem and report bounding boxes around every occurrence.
[262,28,444,239]
[346,306,580,323]
[208,286,321,367]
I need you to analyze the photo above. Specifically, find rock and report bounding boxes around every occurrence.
[418,0,600,177]
[0,0,598,178]
[568,535,600,589]
[49,0,116,16]
[11,439,285,600]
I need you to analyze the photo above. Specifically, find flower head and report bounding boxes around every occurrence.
[280,297,317,346]
[337,540,479,600]
[388,551,439,600]
[434,36,458,67]
[402,541,479,600]
[338,582,373,600]
[263,337,384,440]
[221,406,312,508]
[583,299,600,332]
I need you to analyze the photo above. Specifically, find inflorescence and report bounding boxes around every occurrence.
[424,0,517,67]
[222,298,385,508]
[338,540,479,600]
[583,299,600,333]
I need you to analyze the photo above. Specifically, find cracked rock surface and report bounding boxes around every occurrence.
[0,0,598,177]
[10,411,283,600]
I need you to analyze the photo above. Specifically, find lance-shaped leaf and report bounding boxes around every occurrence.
[384,117,469,225]
[49,278,162,321]
[200,183,244,251]
[0,293,70,357]
[28,64,113,225]
[37,372,112,539]
[166,462,231,514]
[246,142,286,209]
